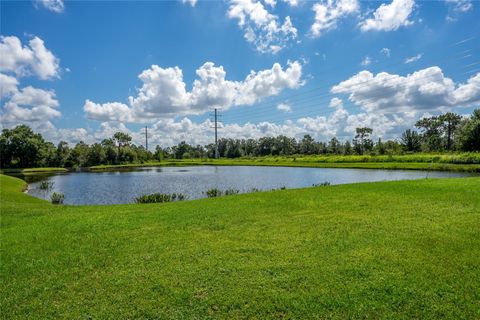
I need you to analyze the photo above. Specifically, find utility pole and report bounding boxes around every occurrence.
[145,126,148,151]
[210,108,221,159]
[214,108,219,159]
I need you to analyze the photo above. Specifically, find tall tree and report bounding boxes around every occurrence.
[401,129,422,152]
[327,137,341,154]
[112,132,132,162]
[415,116,443,151]
[353,127,373,155]
[299,135,316,155]
[459,109,480,151]
[439,112,462,151]
[0,125,49,168]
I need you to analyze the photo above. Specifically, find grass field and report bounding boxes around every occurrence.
[0,167,68,174]
[1,174,479,319]
[89,154,480,172]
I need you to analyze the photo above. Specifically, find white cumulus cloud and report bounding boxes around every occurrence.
[360,0,415,32]
[182,0,197,7]
[361,56,372,66]
[404,53,422,64]
[0,35,60,80]
[84,60,304,123]
[0,73,18,98]
[1,86,60,124]
[331,66,480,113]
[227,0,297,53]
[36,0,64,13]
[445,0,473,12]
[277,103,292,112]
[310,0,359,37]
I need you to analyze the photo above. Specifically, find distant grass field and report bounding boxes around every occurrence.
[1,174,479,319]
[0,167,68,174]
[90,153,480,172]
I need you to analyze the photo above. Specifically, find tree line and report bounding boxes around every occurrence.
[1,109,479,169]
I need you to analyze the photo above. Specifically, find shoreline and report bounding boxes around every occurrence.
[88,160,480,173]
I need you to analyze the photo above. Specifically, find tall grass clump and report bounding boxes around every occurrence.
[50,192,64,205]
[313,181,331,187]
[204,188,223,198]
[135,193,186,204]
[224,188,240,196]
[39,181,53,190]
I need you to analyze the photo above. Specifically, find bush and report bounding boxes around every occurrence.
[313,181,331,187]
[135,193,187,204]
[204,188,223,198]
[50,192,64,204]
[39,181,53,190]
[224,188,240,196]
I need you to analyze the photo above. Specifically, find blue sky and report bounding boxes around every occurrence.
[1,0,479,146]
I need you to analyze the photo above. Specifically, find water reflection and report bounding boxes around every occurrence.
[21,166,474,205]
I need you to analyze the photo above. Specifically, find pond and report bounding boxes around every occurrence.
[21,166,474,205]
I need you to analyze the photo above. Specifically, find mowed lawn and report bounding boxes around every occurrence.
[1,174,479,319]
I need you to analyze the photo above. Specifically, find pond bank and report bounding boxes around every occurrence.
[89,159,480,172]
[1,174,479,318]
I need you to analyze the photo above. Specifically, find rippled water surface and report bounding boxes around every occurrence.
[25,166,472,205]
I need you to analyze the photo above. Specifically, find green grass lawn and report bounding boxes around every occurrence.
[0,167,68,174]
[1,174,479,319]
[89,154,480,172]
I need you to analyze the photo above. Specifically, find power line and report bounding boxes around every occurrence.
[145,126,148,151]
[223,48,478,120]
[225,66,480,124]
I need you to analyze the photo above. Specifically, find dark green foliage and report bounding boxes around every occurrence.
[401,129,422,152]
[439,112,462,150]
[313,181,331,187]
[0,125,54,168]
[459,109,480,151]
[353,127,374,155]
[224,188,240,196]
[2,110,480,169]
[135,193,187,203]
[204,188,223,197]
[39,181,53,190]
[50,192,64,204]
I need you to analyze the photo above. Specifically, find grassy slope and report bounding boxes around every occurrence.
[0,167,68,174]
[89,154,480,172]
[1,174,479,319]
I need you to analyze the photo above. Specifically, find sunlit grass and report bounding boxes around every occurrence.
[1,174,479,318]
[89,154,480,172]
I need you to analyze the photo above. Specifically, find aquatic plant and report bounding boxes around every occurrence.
[135,193,187,204]
[224,188,240,196]
[313,181,331,187]
[50,192,64,204]
[39,181,53,190]
[204,188,223,198]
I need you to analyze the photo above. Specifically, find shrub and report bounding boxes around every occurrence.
[204,188,223,198]
[39,181,53,190]
[224,188,240,196]
[135,193,187,204]
[313,181,331,187]
[50,192,64,204]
